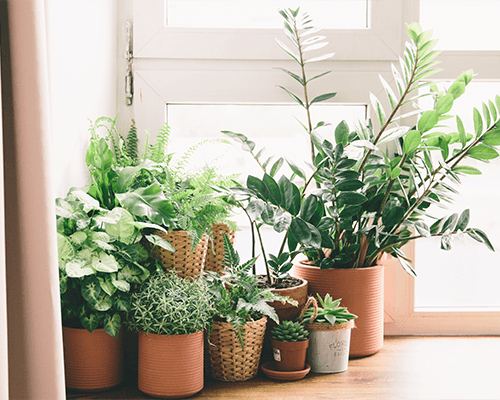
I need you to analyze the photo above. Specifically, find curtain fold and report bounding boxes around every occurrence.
[1,0,65,399]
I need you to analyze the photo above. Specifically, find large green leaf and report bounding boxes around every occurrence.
[81,276,102,304]
[468,145,499,161]
[57,233,75,261]
[65,258,95,278]
[418,110,439,133]
[92,252,120,273]
[144,233,176,252]
[299,195,318,222]
[80,313,100,333]
[403,130,421,154]
[104,313,121,338]
[289,217,322,247]
[262,174,281,206]
[104,207,137,244]
[247,175,268,201]
[337,191,368,205]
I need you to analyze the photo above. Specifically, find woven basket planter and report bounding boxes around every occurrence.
[204,223,235,274]
[207,317,267,382]
[151,230,208,278]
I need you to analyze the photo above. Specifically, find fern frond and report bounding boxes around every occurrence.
[150,123,171,163]
[125,119,139,165]
[222,232,239,271]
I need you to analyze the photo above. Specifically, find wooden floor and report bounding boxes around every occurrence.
[67,336,500,400]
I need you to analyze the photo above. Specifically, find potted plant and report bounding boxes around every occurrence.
[226,8,500,357]
[300,294,357,374]
[270,320,310,372]
[93,117,237,277]
[204,233,296,381]
[127,269,214,398]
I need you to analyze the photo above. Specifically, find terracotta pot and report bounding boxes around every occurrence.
[138,330,204,399]
[269,278,308,321]
[151,230,208,278]
[205,223,236,274]
[292,263,384,358]
[271,338,309,371]
[63,327,123,392]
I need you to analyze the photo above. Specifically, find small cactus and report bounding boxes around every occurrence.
[271,320,309,342]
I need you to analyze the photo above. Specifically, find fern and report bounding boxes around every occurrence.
[125,119,139,165]
[150,123,171,163]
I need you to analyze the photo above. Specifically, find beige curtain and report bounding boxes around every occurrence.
[1,0,66,399]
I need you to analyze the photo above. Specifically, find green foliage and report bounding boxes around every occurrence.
[127,270,214,336]
[301,294,357,325]
[204,234,296,348]
[56,189,163,337]
[223,12,500,277]
[271,320,309,342]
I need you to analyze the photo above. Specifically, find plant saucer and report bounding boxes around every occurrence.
[260,361,311,381]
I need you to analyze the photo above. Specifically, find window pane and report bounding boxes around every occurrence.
[420,0,500,50]
[415,82,500,310]
[166,104,366,268]
[166,0,368,29]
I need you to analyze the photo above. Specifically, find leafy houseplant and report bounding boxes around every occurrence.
[204,233,296,381]
[127,269,214,398]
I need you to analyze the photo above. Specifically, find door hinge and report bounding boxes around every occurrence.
[125,20,133,106]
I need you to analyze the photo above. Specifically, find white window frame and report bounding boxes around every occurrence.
[130,0,500,335]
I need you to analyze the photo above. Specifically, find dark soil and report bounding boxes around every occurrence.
[256,275,304,290]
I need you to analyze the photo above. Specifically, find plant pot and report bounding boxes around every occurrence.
[151,230,208,278]
[270,338,310,371]
[292,263,384,358]
[138,330,204,399]
[207,317,267,381]
[269,278,308,321]
[205,223,236,273]
[305,321,353,373]
[63,326,124,392]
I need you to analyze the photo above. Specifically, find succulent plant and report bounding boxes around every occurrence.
[301,294,357,325]
[271,320,309,342]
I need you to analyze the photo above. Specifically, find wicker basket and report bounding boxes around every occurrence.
[205,223,236,274]
[151,230,208,278]
[207,317,267,381]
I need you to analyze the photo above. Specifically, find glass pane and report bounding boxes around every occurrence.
[166,0,367,29]
[420,0,500,50]
[166,104,366,269]
[415,82,500,311]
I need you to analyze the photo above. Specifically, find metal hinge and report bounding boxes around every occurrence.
[125,21,133,106]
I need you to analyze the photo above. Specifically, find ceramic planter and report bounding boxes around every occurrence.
[271,338,310,371]
[207,317,267,381]
[151,230,208,278]
[292,263,384,358]
[63,326,123,392]
[269,278,308,321]
[305,321,353,373]
[138,330,204,399]
[205,223,236,274]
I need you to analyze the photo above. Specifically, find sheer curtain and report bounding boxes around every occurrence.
[1,1,65,398]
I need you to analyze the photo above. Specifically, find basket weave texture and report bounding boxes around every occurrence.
[205,223,236,273]
[151,230,208,278]
[207,317,267,381]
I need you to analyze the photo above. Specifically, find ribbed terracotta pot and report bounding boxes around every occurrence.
[205,223,236,274]
[63,327,124,392]
[151,230,208,278]
[292,263,384,358]
[138,330,204,399]
[271,338,310,371]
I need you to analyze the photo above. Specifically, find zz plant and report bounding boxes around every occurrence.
[224,8,500,276]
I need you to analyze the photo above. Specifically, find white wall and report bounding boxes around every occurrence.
[46,0,118,198]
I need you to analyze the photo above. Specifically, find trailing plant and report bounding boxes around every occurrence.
[127,269,214,336]
[223,9,500,276]
[300,294,357,325]
[271,320,309,342]
[204,233,296,348]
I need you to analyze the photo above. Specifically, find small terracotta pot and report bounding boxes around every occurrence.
[269,278,308,321]
[205,223,236,273]
[138,330,204,399]
[63,327,123,392]
[292,263,384,358]
[271,338,310,371]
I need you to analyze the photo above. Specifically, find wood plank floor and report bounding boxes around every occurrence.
[67,336,500,400]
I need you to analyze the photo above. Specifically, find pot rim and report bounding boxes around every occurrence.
[296,261,384,271]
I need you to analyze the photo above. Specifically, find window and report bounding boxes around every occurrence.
[130,0,500,334]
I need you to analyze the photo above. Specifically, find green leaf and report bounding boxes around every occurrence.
[286,159,306,181]
[481,129,500,145]
[277,86,304,107]
[336,179,364,191]
[382,206,406,227]
[104,313,121,338]
[370,92,386,126]
[270,157,284,177]
[418,110,439,133]
[310,92,337,105]
[112,277,131,292]
[144,234,176,252]
[334,121,350,146]
[406,22,422,42]
[456,116,467,148]
[98,276,117,297]
[93,294,113,311]
[391,167,402,179]
[403,130,421,154]
[337,191,368,205]
[453,166,482,175]
[289,218,322,247]
[247,175,268,201]
[435,94,454,115]
[489,99,498,121]
[468,228,495,251]
[468,145,499,161]
[65,259,95,278]
[300,195,318,222]
[104,207,136,244]
[57,233,75,262]
[275,67,304,85]
[81,313,100,333]
[473,107,483,136]
[92,252,120,273]
[273,210,292,233]
[262,174,281,206]
[81,276,101,304]
[441,213,458,233]
[416,29,434,48]
[456,209,470,231]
